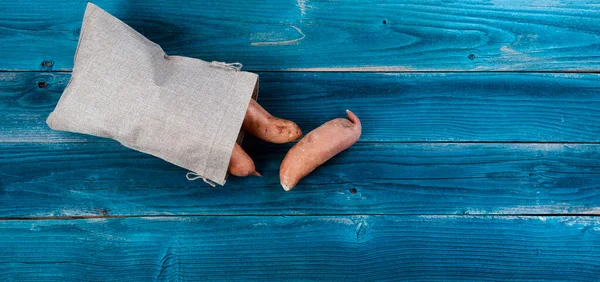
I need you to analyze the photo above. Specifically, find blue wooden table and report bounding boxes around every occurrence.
[1,0,600,280]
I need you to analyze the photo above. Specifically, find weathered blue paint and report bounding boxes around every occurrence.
[1,0,600,279]
[0,0,599,71]
[1,216,600,280]
[0,141,598,217]
[2,72,600,142]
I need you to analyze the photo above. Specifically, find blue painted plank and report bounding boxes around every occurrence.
[1,0,600,71]
[1,142,598,217]
[2,72,600,143]
[1,215,599,280]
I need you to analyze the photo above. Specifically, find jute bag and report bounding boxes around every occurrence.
[47,3,259,186]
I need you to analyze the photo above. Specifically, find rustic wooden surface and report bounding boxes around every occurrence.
[1,0,600,280]
[1,0,600,71]
[2,216,600,281]
[1,142,599,218]
[2,72,599,143]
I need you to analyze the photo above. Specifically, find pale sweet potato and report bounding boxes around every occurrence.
[280,110,361,191]
[228,143,261,177]
[242,99,302,144]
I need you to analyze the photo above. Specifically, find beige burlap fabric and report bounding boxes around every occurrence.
[47,3,258,185]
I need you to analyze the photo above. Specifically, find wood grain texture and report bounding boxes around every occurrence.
[1,0,600,71]
[1,142,599,217]
[2,72,600,143]
[3,0,600,279]
[2,216,600,280]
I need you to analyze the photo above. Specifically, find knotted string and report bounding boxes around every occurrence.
[186,172,218,187]
[210,61,243,71]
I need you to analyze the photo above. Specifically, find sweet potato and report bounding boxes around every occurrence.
[242,99,302,144]
[280,110,361,191]
[228,143,261,177]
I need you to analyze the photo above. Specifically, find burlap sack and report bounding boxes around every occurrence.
[47,3,258,185]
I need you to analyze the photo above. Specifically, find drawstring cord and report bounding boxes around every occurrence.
[186,172,218,187]
[210,61,243,71]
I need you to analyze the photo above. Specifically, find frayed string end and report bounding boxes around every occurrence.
[211,61,243,71]
[186,172,217,187]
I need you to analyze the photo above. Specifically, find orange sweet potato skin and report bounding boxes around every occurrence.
[280,110,361,191]
[228,143,260,177]
[242,99,302,144]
